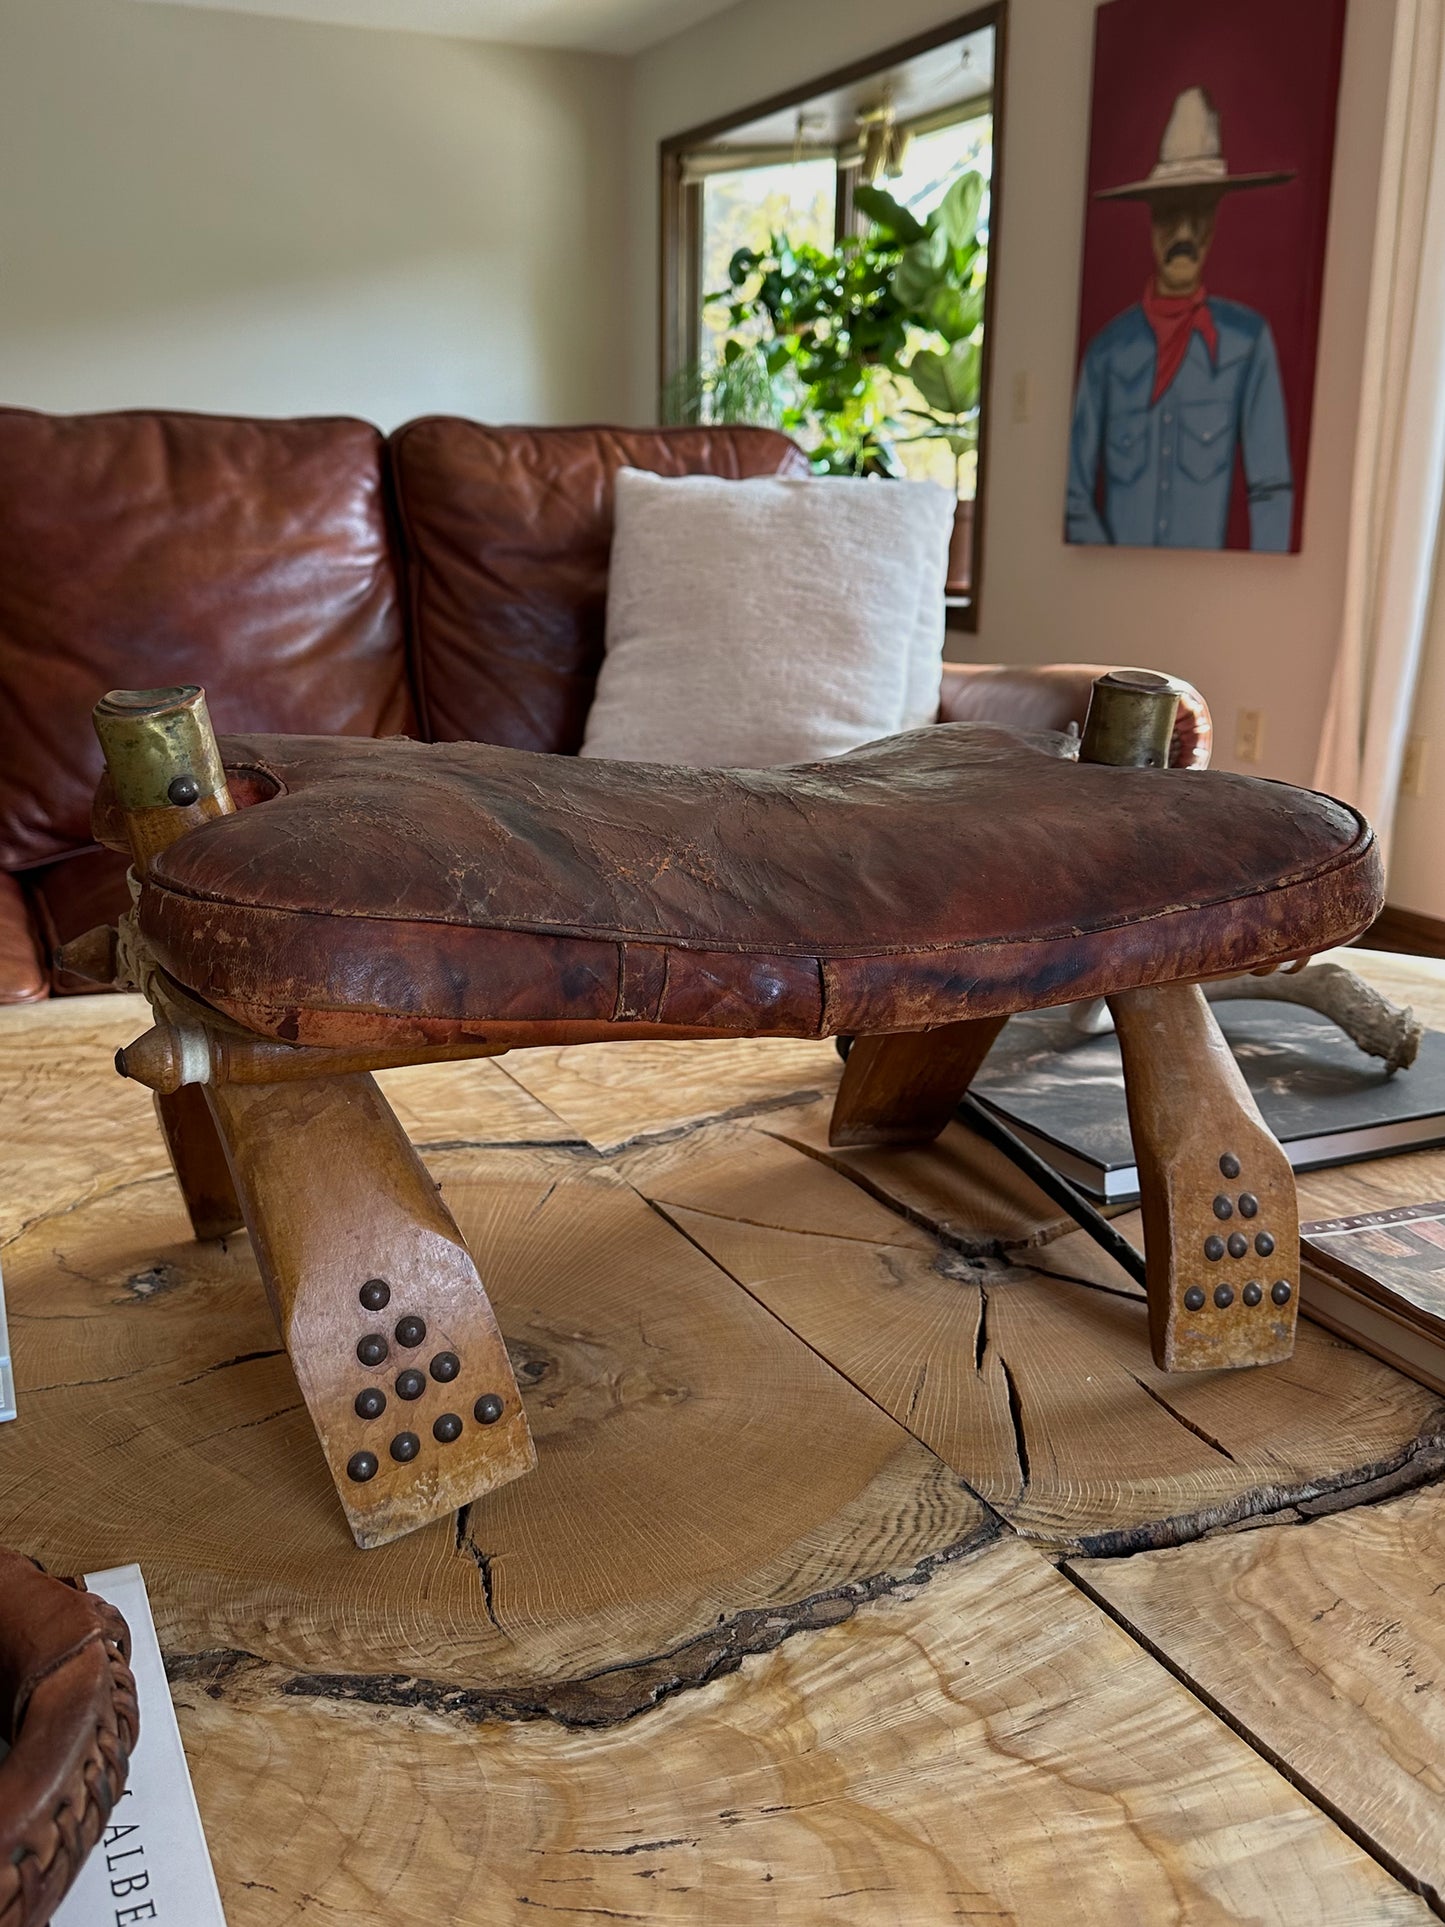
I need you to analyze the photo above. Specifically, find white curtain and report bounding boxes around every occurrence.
[1315,0,1445,858]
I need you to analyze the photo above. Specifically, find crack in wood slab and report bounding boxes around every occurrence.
[1127,1374,1238,1464]
[1060,1557,1445,1918]
[164,1515,1004,1730]
[1073,1437,1445,1558]
[765,1125,1024,1262]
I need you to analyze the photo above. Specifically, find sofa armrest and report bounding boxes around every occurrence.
[0,873,48,1004]
[938,662,1212,770]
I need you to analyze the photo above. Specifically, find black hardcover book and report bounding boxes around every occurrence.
[971,1001,1445,1204]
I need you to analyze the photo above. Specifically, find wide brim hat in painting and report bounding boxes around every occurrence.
[1096,85,1295,200]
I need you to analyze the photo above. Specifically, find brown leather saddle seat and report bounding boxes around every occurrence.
[126,721,1383,1052]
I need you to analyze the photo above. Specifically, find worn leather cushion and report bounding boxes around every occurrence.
[0,407,415,872]
[389,420,809,755]
[134,724,1383,1050]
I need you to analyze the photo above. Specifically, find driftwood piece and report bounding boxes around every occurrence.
[1071,960,1424,1071]
[173,1537,1431,1927]
[1071,1482,1445,1908]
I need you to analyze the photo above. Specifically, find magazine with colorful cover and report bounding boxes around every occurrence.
[1300,1200,1445,1396]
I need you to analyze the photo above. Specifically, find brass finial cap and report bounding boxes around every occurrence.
[1079,669,1182,769]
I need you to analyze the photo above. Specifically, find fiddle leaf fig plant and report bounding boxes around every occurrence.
[687,168,988,490]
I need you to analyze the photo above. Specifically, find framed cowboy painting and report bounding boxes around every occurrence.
[1066,0,1347,554]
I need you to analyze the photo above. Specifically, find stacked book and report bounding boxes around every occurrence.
[969,998,1445,1393]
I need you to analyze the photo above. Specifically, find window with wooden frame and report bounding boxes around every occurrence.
[659,6,1007,632]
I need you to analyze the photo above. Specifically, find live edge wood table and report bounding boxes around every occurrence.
[2,949,1444,1925]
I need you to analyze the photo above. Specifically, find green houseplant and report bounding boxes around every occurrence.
[682,169,988,499]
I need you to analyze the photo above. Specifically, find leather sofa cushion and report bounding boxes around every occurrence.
[23,847,134,994]
[0,408,415,871]
[134,725,1382,1049]
[0,873,45,1005]
[390,421,809,755]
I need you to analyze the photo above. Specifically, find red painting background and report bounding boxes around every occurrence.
[1073,0,1347,552]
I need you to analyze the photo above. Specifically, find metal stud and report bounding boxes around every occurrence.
[474,1392,505,1425]
[395,1368,426,1401]
[1204,1236,1225,1261]
[389,1432,420,1463]
[1219,1153,1241,1179]
[1213,1283,1235,1309]
[359,1279,391,1311]
[356,1333,388,1367]
[166,773,200,808]
[1242,1282,1263,1307]
[354,1387,386,1421]
[346,1450,378,1483]
[1227,1232,1248,1259]
[430,1352,461,1383]
[1212,1195,1234,1220]
[1255,1232,1275,1257]
[1238,1194,1259,1219]
[433,1412,463,1444]
[396,1315,427,1348]
[1271,1280,1293,1306]
[1183,1287,1206,1311]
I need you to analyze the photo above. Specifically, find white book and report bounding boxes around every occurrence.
[53,1564,227,1927]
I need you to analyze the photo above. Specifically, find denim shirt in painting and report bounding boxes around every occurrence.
[1066,298,1293,551]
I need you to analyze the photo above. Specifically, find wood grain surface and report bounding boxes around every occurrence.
[622,1120,1445,1552]
[2,953,1443,1922]
[175,1537,1431,1927]
[0,1124,986,1713]
[1072,1484,1445,1911]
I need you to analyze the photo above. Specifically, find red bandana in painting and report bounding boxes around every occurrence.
[1142,281,1219,404]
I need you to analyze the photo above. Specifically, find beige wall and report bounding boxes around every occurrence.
[1391,598,1445,920]
[629,0,1397,790]
[0,0,627,428]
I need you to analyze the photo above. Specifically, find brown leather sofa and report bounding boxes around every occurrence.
[0,406,1211,1005]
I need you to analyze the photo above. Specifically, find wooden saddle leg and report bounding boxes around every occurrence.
[204,1071,536,1548]
[154,1085,243,1241]
[828,1017,1007,1148]
[92,686,534,1546]
[1108,982,1300,1374]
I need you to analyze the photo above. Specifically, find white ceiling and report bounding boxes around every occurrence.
[132,0,742,55]
[715,28,994,148]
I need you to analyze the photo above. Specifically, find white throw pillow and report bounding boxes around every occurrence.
[579,467,954,768]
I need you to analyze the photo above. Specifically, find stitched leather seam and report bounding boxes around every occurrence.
[152,909,1381,1035]
[0,1614,138,1927]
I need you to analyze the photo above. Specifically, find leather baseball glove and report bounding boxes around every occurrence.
[0,1551,139,1927]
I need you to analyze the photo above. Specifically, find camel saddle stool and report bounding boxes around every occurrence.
[75,679,1382,1547]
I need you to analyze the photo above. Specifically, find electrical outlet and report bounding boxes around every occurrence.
[1402,733,1429,798]
[1235,708,1264,764]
